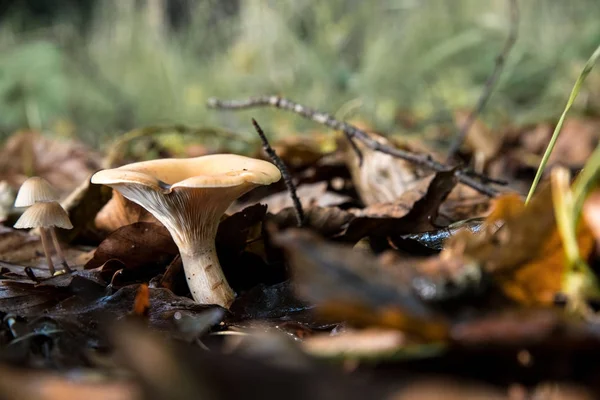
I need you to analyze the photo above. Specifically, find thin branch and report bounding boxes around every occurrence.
[208,97,501,197]
[251,118,305,227]
[446,0,519,160]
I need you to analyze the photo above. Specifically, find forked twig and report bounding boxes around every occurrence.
[446,0,519,160]
[208,97,501,197]
[251,118,305,227]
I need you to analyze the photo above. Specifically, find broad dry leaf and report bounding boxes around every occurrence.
[0,130,101,196]
[447,185,594,305]
[85,222,178,271]
[338,130,426,205]
[231,182,351,215]
[272,228,449,340]
[95,190,158,233]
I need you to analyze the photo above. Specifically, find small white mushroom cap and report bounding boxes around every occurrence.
[90,154,282,307]
[13,201,73,230]
[14,177,59,207]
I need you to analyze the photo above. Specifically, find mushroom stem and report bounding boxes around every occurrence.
[39,227,56,276]
[179,245,234,308]
[50,228,72,273]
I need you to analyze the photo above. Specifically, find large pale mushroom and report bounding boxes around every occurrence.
[91,154,281,308]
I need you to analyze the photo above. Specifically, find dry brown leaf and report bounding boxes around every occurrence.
[272,228,449,340]
[454,110,503,170]
[447,185,594,305]
[0,226,91,276]
[85,222,178,271]
[338,130,427,205]
[231,182,352,215]
[95,190,159,233]
[0,130,101,196]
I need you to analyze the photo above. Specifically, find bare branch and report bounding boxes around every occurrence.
[446,0,519,160]
[251,118,305,227]
[208,96,501,197]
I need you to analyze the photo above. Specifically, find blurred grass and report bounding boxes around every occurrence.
[0,0,599,151]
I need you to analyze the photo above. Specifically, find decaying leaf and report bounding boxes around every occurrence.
[269,170,457,244]
[447,185,594,305]
[339,131,427,205]
[272,228,449,340]
[0,226,92,276]
[85,222,178,273]
[95,190,158,234]
[0,130,101,196]
[231,182,352,215]
[453,110,503,171]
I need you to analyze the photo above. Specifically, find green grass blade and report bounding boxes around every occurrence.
[526,43,600,204]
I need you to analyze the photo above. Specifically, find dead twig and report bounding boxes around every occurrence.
[208,97,501,197]
[251,118,305,227]
[446,0,519,160]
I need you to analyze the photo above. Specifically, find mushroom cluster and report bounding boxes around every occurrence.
[13,177,73,275]
[91,154,281,308]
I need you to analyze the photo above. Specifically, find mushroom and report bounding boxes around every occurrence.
[13,201,74,275]
[14,177,60,207]
[91,154,281,307]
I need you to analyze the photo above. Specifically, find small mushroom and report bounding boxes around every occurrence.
[13,201,74,275]
[14,177,60,207]
[91,154,281,307]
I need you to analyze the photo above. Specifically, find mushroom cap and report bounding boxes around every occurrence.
[13,201,73,230]
[14,177,60,207]
[90,154,281,191]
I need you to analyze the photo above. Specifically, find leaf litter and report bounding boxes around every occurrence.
[2,112,600,399]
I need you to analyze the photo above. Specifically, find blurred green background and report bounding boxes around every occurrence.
[0,0,599,148]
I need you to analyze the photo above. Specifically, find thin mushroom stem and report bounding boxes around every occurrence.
[49,228,72,273]
[39,227,56,276]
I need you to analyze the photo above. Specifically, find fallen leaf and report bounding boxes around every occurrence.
[343,170,457,241]
[272,229,448,340]
[338,130,427,205]
[0,226,92,277]
[453,110,503,170]
[447,185,594,305]
[94,190,158,234]
[231,182,352,215]
[0,130,101,196]
[84,222,178,274]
